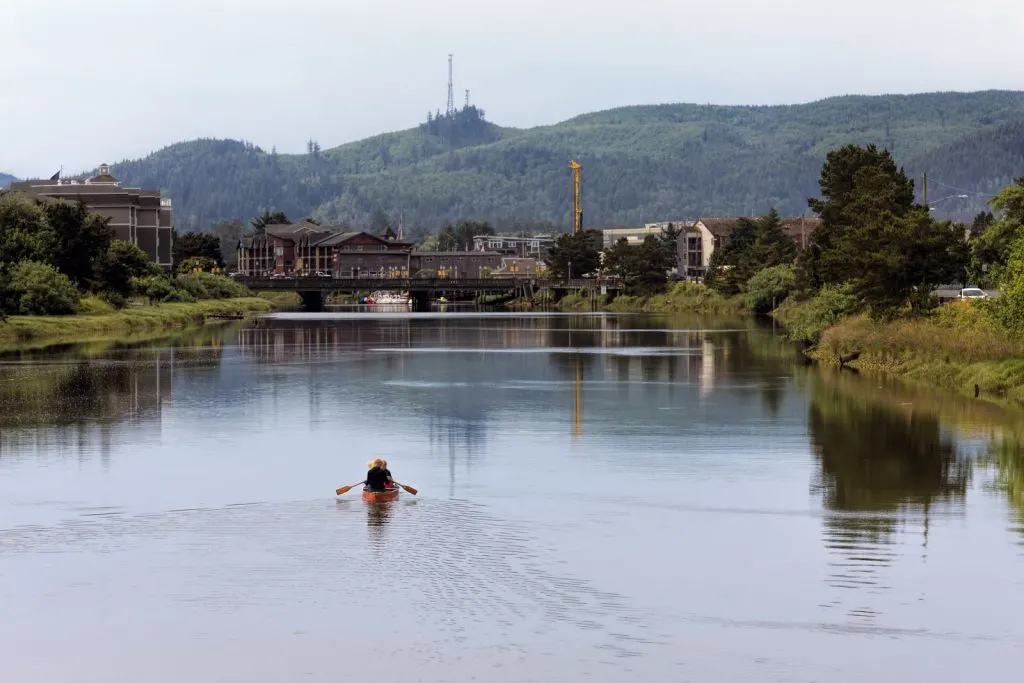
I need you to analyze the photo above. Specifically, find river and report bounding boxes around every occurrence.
[1,311,1022,682]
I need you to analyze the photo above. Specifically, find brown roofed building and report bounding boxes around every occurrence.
[236,226,502,279]
[688,215,820,276]
[9,163,173,268]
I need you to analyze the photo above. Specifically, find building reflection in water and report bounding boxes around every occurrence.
[234,314,797,493]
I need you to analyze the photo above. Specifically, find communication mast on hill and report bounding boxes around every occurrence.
[446,54,455,117]
[465,89,470,108]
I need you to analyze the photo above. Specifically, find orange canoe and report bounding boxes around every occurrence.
[362,488,399,502]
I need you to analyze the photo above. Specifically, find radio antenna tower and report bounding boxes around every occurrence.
[446,54,455,117]
[465,89,470,108]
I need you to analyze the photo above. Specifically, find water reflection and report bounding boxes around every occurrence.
[367,501,392,530]
[0,328,235,460]
[5,313,1024,680]
[807,370,972,622]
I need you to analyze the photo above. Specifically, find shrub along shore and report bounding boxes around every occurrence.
[0,296,272,350]
[522,144,1024,406]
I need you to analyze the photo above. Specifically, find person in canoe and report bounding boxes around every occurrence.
[381,459,396,490]
[364,458,393,492]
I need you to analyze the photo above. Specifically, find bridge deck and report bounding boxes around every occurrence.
[236,276,618,292]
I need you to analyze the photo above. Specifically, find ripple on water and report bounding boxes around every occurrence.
[0,496,660,672]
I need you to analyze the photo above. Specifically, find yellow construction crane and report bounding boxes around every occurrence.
[569,160,582,233]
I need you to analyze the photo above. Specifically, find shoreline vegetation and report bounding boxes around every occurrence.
[0,297,272,351]
[521,145,1024,407]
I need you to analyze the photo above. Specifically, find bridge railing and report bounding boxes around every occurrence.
[235,276,619,290]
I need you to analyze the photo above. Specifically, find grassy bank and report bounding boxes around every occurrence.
[0,296,272,350]
[605,282,744,315]
[808,300,1024,405]
[504,282,745,314]
[258,291,301,307]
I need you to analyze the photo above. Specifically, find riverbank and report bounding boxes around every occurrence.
[806,301,1024,405]
[0,297,272,351]
[505,282,746,315]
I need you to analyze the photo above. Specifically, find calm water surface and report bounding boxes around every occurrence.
[1,312,1022,682]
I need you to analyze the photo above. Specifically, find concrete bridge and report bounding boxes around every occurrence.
[236,276,621,311]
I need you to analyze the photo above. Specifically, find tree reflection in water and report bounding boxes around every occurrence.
[807,374,971,623]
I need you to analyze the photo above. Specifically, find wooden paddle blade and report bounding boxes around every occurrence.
[336,484,355,495]
[398,482,418,496]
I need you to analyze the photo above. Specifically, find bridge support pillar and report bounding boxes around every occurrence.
[410,290,430,312]
[298,290,324,312]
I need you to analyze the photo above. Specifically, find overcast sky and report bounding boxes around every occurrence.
[2,0,1021,178]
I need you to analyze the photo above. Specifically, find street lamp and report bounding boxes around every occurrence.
[928,193,969,210]
[568,260,572,282]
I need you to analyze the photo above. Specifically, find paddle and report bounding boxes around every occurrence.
[394,482,418,496]
[335,481,365,496]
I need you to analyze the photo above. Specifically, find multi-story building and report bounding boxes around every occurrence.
[9,164,173,268]
[237,225,502,279]
[602,217,819,279]
[472,234,554,260]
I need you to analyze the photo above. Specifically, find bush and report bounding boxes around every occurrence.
[776,283,860,345]
[94,240,161,298]
[744,265,796,315]
[177,256,218,274]
[175,272,250,299]
[8,261,80,315]
[78,295,116,315]
[992,234,1024,331]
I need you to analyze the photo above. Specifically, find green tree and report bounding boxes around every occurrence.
[659,222,685,270]
[706,210,797,295]
[436,220,494,251]
[8,260,80,315]
[208,218,246,269]
[95,240,161,299]
[545,230,602,279]
[42,200,114,288]
[744,264,796,314]
[799,144,915,292]
[173,231,223,268]
[966,179,1024,286]
[0,192,55,265]
[799,144,964,315]
[602,236,674,295]
[970,211,995,239]
[991,234,1024,331]
[706,218,758,294]
[250,210,289,234]
[991,177,1024,223]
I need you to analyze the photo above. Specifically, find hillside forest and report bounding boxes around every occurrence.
[34,90,1024,236]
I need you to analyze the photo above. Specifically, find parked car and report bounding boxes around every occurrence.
[959,287,987,299]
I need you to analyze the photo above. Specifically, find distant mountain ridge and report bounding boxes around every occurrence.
[63,90,1024,231]
[0,172,17,188]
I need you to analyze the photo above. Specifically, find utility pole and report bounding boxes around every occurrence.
[922,172,928,207]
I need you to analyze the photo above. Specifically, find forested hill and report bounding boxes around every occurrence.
[0,173,16,188]
[88,91,1024,231]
